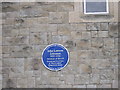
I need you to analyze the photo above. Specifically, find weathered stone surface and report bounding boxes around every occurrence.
[2,2,19,12]
[30,32,48,45]
[77,63,92,74]
[89,74,100,84]
[74,74,89,84]
[100,23,109,30]
[71,31,82,39]
[3,78,17,88]
[109,23,118,38]
[20,6,49,18]
[10,46,33,58]
[2,2,118,88]
[70,23,86,31]
[91,31,98,37]
[91,38,103,48]
[49,12,68,24]
[81,32,91,39]
[17,78,27,88]
[76,39,91,50]
[58,24,71,35]
[87,23,100,31]
[104,38,114,49]
[3,36,29,45]
[98,31,108,37]
[57,2,74,12]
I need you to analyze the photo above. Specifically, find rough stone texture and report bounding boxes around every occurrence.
[1,2,119,89]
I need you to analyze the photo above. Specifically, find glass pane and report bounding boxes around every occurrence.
[85,0,107,13]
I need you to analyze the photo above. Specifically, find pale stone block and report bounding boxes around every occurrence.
[91,31,98,37]
[10,46,33,58]
[3,36,29,45]
[77,63,92,74]
[30,24,57,32]
[19,28,29,36]
[87,23,100,31]
[3,58,16,67]
[87,85,97,88]
[0,36,2,45]
[58,85,72,88]
[37,17,49,24]
[100,69,114,81]
[91,38,103,48]
[100,23,109,30]
[30,32,48,45]
[17,78,27,88]
[112,80,118,88]
[27,77,35,88]
[3,18,15,25]
[81,32,91,39]
[52,35,63,43]
[77,50,90,59]
[89,74,100,84]
[58,27,71,35]
[91,59,111,69]
[49,12,68,24]
[48,24,57,32]
[71,31,82,39]
[3,29,19,37]
[98,31,108,37]
[57,2,74,12]
[76,39,91,50]
[104,38,114,49]
[97,84,111,88]
[63,40,76,51]
[20,6,49,18]
[3,78,17,88]
[65,75,74,85]
[75,74,89,84]
[109,23,118,38]
[73,85,86,88]
[70,23,86,31]
[70,51,77,61]
[69,12,80,23]
[38,3,57,12]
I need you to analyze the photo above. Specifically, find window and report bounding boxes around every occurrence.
[84,0,109,14]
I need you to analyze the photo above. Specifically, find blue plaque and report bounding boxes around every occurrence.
[42,44,69,71]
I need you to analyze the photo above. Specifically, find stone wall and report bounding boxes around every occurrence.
[2,2,119,88]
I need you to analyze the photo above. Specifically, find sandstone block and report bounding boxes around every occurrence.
[87,23,100,31]
[3,29,19,37]
[71,31,82,39]
[89,74,100,84]
[98,31,108,37]
[91,38,103,48]
[77,63,92,74]
[109,23,118,38]
[3,36,29,45]
[70,23,86,31]
[20,6,49,18]
[81,32,91,39]
[75,74,89,84]
[57,2,74,12]
[100,23,109,30]
[76,39,91,50]
[49,12,68,24]
[91,31,98,37]
[17,78,27,88]
[30,32,47,45]
[10,46,33,58]
[104,38,114,49]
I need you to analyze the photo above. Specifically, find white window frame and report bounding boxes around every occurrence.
[84,0,109,14]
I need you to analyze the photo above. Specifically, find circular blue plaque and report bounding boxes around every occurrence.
[42,44,69,71]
